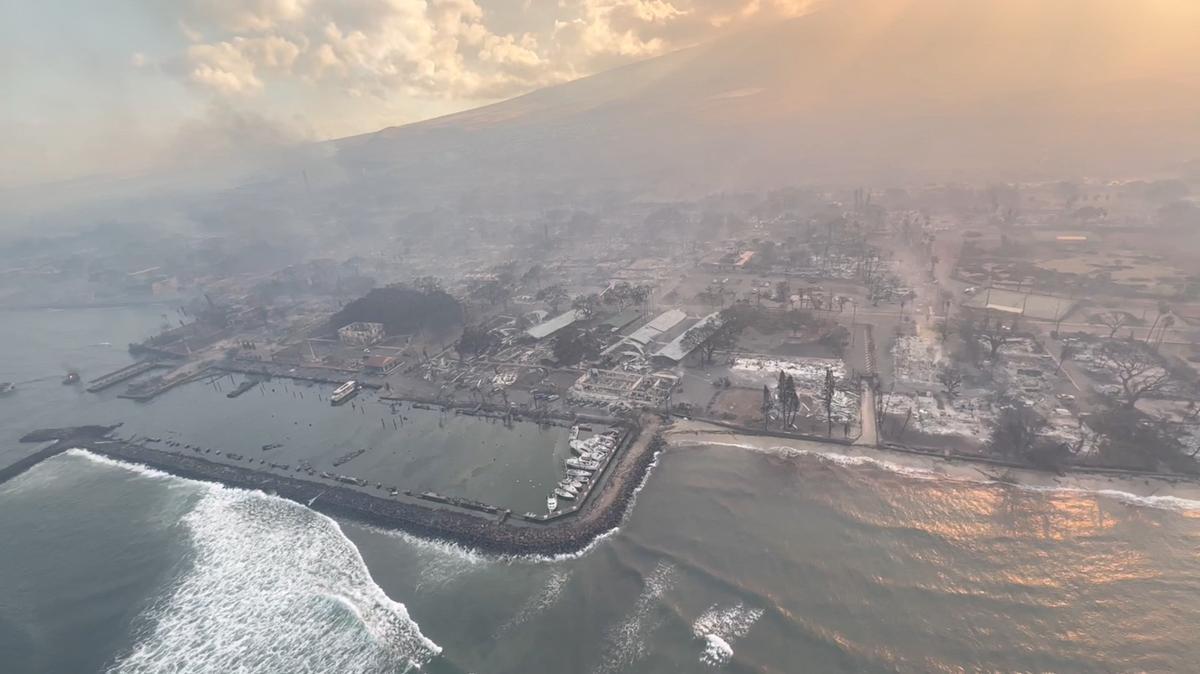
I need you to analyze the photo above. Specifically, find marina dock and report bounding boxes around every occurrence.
[86,361,166,392]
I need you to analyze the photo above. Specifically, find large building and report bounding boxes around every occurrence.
[602,309,689,359]
[338,321,385,346]
[525,310,581,341]
[652,311,723,365]
[363,354,401,375]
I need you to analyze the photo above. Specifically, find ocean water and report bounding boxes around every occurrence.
[4,306,1200,673]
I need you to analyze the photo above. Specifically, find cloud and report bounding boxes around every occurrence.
[182,0,311,34]
[168,0,814,102]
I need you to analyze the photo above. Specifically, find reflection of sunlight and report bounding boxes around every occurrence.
[809,469,1182,593]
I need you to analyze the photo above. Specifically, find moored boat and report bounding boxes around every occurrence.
[330,380,359,405]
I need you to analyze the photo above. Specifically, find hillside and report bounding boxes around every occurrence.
[329,0,1200,198]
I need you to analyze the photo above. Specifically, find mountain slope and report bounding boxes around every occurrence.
[337,0,1200,196]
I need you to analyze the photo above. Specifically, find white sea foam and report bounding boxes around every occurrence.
[495,568,573,636]
[1004,484,1200,513]
[77,453,442,674]
[373,528,493,590]
[695,439,940,480]
[691,603,764,667]
[595,561,677,674]
[700,634,734,667]
[686,439,1200,513]
[67,448,176,481]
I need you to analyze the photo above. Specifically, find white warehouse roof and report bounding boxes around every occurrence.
[653,311,723,363]
[526,310,580,340]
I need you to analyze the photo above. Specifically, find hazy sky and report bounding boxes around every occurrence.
[1,0,813,188]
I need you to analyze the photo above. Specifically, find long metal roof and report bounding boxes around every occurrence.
[653,311,723,363]
[525,310,580,340]
[602,308,688,355]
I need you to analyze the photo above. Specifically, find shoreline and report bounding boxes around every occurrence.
[666,420,1200,507]
[12,416,1200,562]
[13,420,664,557]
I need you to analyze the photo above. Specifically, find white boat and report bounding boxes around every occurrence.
[569,425,580,441]
[547,495,558,512]
[566,457,600,471]
[566,468,593,477]
[554,488,576,500]
[330,380,359,405]
[572,434,617,456]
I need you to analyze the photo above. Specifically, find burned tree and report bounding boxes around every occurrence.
[777,372,800,428]
[684,309,747,366]
[979,312,1016,360]
[536,284,569,313]
[988,402,1048,458]
[454,325,496,360]
[571,293,601,320]
[552,327,599,366]
[822,367,836,436]
[937,365,963,400]
[1098,342,1173,408]
[934,319,954,343]
[1093,311,1130,339]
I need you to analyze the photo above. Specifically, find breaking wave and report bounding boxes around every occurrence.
[73,452,442,674]
[1008,484,1200,513]
[495,568,573,636]
[684,439,1200,513]
[694,439,940,480]
[66,448,175,481]
[691,603,764,667]
[595,561,678,674]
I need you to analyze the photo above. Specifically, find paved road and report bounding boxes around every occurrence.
[856,380,879,447]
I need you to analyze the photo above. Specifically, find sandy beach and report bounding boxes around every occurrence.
[665,420,1200,510]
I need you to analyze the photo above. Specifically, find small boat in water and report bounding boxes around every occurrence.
[547,495,558,512]
[0,382,14,395]
[554,488,576,500]
[62,371,81,385]
[330,380,359,405]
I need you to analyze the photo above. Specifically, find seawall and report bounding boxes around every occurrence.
[13,421,662,557]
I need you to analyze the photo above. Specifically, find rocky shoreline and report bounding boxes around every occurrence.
[15,420,663,557]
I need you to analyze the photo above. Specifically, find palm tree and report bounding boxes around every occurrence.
[1155,315,1176,348]
[1145,301,1170,344]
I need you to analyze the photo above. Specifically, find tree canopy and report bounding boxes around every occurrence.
[330,284,462,336]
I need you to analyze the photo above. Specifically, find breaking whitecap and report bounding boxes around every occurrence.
[700,634,734,667]
[692,602,764,667]
[495,568,573,637]
[688,439,1200,513]
[86,456,442,674]
[595,561,678,674]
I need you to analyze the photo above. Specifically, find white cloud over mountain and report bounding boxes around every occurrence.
[175,0,813,102]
